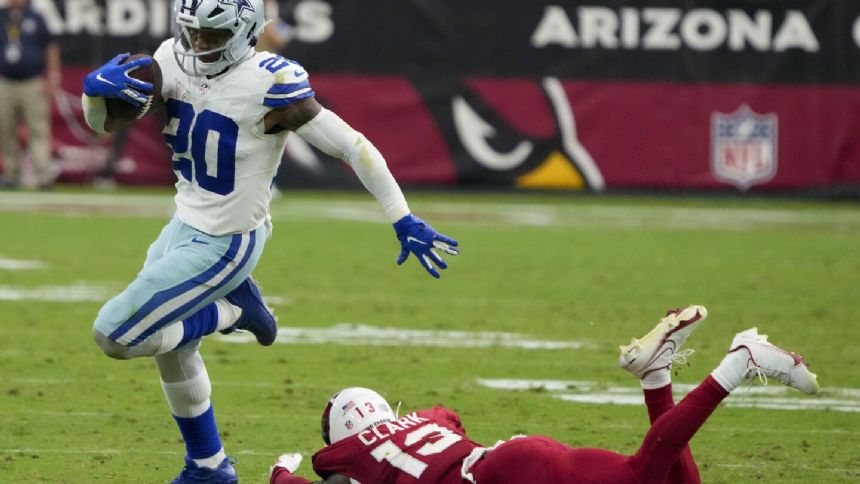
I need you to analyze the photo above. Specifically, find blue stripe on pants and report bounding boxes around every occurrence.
[108,233,243,343]
[129,231,258,346]
[107,232,253,346]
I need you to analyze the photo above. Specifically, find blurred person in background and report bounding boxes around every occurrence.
[0,0,60,189]
[256,0,293,198]
[256,0,293,54]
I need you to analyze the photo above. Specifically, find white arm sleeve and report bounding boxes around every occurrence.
[295,108,410,222]
[81,94,108,134]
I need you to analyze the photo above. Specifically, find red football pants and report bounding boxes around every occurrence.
[472,376,727,484]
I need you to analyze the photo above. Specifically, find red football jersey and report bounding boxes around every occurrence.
[312,406,482,484]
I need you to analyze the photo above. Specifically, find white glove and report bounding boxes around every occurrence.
[270,452,303,476]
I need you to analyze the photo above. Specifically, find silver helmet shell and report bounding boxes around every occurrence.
[172,0,265,77]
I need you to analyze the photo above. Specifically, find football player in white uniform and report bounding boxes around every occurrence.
[80,1,459,482]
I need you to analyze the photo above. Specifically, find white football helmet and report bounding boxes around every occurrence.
[321,387,397,445]
[172,0,265,76]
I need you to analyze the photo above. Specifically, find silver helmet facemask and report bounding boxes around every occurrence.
[172,0,265,77]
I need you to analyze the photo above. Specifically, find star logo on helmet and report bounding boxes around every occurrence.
[219,0,254,17]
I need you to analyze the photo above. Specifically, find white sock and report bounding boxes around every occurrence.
[711,350,749,393]
[160,372,212,418]
[214,299,242,331]
[640,368,672,390]
[194,448,227,469]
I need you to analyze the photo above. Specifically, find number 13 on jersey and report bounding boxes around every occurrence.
[370,424,463,479]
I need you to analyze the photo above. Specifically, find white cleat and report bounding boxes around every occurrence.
[728,328,820,395]
[620,305,708,378]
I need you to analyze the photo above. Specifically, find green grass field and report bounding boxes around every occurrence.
[1,189,859,483]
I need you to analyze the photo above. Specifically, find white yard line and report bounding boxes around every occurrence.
[477,378,860,397]
[556,393,860,413]
[0,257,46,270]
[37,411,114,417]
[5,408,854,436]
[279,200,860,232]
[0,284,112,302]
[2,192,858,231]
[478,378,860,414]
[7,375,860,418]
[0,283,287,306]
[594,423,856,435]
[216,324,591,350]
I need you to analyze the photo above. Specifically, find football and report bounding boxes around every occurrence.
[105,54,164,123]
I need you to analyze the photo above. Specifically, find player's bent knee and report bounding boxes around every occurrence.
[93,329,154,360]
[93,329,131,359]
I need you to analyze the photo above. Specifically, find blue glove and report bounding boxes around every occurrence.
[393,214,459,279]
[83,53,153,107]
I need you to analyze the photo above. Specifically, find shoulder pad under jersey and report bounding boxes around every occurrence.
[257,55,315,109]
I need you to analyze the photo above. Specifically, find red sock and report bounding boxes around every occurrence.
[629,376,728,484]
[643,385,700,484]
[643,384,675,423]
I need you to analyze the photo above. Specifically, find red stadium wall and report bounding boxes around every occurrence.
[13,0,860,194]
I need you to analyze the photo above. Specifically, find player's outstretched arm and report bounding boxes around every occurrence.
[266,97,459,278]
[81,53,153,133]
[269,453,350,484]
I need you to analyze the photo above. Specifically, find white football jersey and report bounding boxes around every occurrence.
[153,39,314,235]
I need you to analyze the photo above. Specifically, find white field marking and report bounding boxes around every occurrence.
[38,411,113,417]
[265,295,287,305]
[0,377,289,388]
[476,378,860,398]
[0,377,78,384]
[556,394,860,413]
[7,406,854,435]
[216,323,591,350]
[7,403,857,435]
[277,200,860,232]
[477,378,860,413]
[3,192,859,232]
[0,283,287,305]
[4,378,855,434]
[0,283,113,302]
[0,192,175,217]
[0,257,46,270]
[279,199,860,232]
[587,423,856,435]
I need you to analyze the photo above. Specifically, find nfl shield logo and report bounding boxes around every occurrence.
[710,105,778,191]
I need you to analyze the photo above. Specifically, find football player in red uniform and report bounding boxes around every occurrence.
[270,306,819,484]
